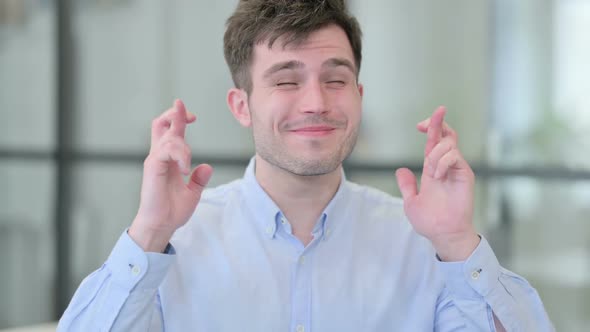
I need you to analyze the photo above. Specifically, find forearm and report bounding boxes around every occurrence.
[57,231,174,331]
[58,272,161,331]
[435,236,554,331]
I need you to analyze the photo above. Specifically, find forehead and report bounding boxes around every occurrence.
[251,24,355,75]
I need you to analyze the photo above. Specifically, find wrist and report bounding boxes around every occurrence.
[128,222,174,253]
[432,232,480,262]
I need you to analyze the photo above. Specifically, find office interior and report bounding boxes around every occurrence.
[1,0,589,331]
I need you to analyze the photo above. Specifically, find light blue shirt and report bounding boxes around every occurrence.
[58,158,553,331]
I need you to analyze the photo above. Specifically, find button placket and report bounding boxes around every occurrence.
[291,251,312,332]
[298,255,305,265]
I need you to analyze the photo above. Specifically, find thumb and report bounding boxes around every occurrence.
[395,168,418,201]
[187,163,213,193]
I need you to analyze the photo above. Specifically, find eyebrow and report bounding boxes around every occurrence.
[262,60,305,79]
[262,57,357,79]
[322,58,357,74]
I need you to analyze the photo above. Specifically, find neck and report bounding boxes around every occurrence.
[254,155,342,244]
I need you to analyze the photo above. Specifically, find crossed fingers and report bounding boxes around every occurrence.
[149,99,196,174]
[421,106,463,179]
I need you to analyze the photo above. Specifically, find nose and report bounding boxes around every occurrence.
[300,81,329,114]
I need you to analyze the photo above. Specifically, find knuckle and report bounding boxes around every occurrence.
[160,139,180,152]
[164,139,182,150]
[151,118,160,127]
[161,108,173,117]
[443,137,455,148]
[159,111,173,122]
[446,148,457,159]
[160,139,173,149]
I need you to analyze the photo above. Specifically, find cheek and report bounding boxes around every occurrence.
[251,95,292,132]
[268,93,299,127]
[331,91,362,118]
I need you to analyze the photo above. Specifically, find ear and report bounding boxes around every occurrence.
[227,88,252,127]
[357,83,364,98]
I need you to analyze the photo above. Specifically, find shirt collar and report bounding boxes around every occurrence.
[241,157,282,238]
[317,170,350,240]
[240,157,352,240]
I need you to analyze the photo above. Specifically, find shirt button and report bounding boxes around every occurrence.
[323,228,332,240]
[471,269,481,280]
[131,265,141,276]
[298,256,305,265]
[296,324,305,332]
[281,217,287,224]
[265,226,274,234]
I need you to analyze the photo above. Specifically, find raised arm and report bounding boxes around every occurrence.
[396,106,553,331]
[57,99,213,331]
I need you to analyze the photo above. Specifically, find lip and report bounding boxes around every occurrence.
[290,126,336,137]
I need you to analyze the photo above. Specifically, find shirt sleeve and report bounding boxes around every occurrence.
[57,230,175,332]
[434,236,555,332]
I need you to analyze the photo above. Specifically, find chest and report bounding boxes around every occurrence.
[158,236,442,331]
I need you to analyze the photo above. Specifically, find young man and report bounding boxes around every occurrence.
[59,1,553,331]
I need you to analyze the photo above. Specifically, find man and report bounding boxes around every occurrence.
[58,0,554,331]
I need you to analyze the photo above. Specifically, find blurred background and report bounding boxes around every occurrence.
[1,0,589,330]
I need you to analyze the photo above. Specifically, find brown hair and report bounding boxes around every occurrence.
[223,0,362,94]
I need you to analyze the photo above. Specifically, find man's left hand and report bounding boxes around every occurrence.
[395,106,480,261]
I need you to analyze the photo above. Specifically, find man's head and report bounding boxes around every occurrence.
[224,0,362,94]
[225,0,364,177]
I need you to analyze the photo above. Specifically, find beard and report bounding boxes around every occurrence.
[251,113,359,176]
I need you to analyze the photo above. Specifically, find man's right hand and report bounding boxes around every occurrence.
[129,99,213,252]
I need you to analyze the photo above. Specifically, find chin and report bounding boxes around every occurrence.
[286,156,343,177]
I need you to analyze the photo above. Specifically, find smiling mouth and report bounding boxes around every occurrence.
[290,126,336,136]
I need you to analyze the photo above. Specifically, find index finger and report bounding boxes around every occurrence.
[170,99,188,138]
[417,119,457,141]
[424,106,446,156]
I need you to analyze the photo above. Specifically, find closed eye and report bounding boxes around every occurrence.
[277,82,297,86]
[326,80,346,87]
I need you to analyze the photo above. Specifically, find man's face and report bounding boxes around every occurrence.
[246,24,363,176]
